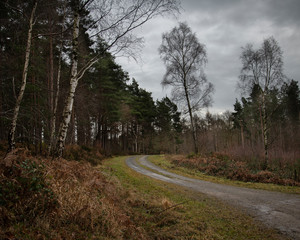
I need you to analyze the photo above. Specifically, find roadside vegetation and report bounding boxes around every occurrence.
[0,148,145,239]
[0,145,286,239]
[148,155,300,194]
[102,155,285,240]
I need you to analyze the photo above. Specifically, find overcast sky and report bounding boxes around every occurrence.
[116,0,300,115]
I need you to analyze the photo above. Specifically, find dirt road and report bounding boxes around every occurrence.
[126,156,300,240]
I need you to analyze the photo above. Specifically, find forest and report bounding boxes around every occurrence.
[1,1,300,239]
[0,1,299,172]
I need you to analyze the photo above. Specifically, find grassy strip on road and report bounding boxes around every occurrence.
[101,156,285,240]
[148,155,300,195]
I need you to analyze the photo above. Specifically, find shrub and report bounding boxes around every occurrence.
[168,153,300,186]
[0,148,147,239]
[64,144,104,165]
[0,150,58,226]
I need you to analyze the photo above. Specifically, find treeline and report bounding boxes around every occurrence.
[0,0,299,165]
[195,79,300,158]
[0,2,182,154]
[0,0,181,156]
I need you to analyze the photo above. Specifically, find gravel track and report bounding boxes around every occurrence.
[126,156,300,240]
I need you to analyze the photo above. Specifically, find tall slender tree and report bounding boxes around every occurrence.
[7,0,38,152]
[155,97,182,153]
[159,22,214,153]
[232,99,245,149]
[48,2,67,155]
[239,36,284,165]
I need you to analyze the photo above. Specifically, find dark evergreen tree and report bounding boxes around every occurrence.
[282,80,300,123]
[232,99,246,149]
[126,79,156,153]
[155,97,182,153]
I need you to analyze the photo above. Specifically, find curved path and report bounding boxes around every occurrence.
[126,156,300,240]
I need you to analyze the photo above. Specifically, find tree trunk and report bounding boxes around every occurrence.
[262,93,268,168]
[240,121,245,149]
[70,108,76,144]
[214,132,218,152]
[48,36,54,132]
[103,121,107,150]
[0,76,2,140]
[121,123,125,152]
[48,38,54,110]
[48,4,66,155]
[37,85,42,154]
[94,114,102,146]
[258,101,264,146]
[33,76,38,153]
[48,39,63,155]
[55,11,80,157]
[183,81,198,153]
[7,1,37,152]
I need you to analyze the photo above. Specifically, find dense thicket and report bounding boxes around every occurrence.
[0,0,299,173]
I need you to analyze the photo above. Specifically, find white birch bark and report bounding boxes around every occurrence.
[48,6,66,156]
[8,1,37,152]
[55,11,80,157]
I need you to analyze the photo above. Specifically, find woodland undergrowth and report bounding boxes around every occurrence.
[0,147,177,239]
[168,153,300,186]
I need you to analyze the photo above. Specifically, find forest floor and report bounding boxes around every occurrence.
[126,155,300,240]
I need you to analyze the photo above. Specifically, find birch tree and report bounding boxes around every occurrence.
[7,0,38,152]
[159,22,214,154]
[48,3,67,155]
[54,0,179,157]
[239,36,284,166]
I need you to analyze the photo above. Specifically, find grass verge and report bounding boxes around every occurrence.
[102,156,285,240]
[148,155,300,194]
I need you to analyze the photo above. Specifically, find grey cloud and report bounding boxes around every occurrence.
[116,0,300,115]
